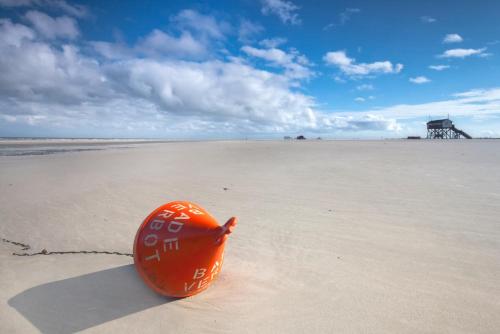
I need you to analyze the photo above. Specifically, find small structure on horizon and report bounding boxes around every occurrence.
[296,135,306,140]
[426,118,472,139]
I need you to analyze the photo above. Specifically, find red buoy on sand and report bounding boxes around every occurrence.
[133,201,237,297]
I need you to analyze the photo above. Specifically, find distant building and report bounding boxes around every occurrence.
[426,118,472,139]
[296,135,306,140]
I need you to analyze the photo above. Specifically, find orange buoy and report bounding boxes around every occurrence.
[133,201,236,298]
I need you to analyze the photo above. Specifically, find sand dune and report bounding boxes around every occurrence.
[1,140,499,333]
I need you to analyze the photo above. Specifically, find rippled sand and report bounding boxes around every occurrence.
[1,139,499,333]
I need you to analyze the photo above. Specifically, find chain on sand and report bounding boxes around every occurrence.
[1,238,132,257]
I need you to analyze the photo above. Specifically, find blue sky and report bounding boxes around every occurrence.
[1,0,499,138]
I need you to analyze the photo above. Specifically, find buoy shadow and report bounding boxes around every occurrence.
[8,264,175,333]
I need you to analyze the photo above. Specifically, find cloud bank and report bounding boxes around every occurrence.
[0,8,401,138]
[1,2,499,138]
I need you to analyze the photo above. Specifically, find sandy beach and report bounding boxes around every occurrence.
[1,139,499,333]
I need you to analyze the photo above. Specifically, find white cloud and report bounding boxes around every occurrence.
[261,0,301,25]
[333,76,346,83]
[443,33,463,43]
[238,19,264,43]
[49,0,87,18]
[0,0,87,17]
[24,10,79,39]
[242,46,290,65]
[241,45,313,80]
[439,48,487,58]
[137,29,206,59]
[89,41,132,60]
[409,76,431,84]
[344,88,500,121]
[318,114,401,133]
[172,9,229,40]
[339,8,360,24]
[478,52,493,58]
[0,21,108,105]
[356,84,374,91]
[452,89,487,98]
[259,37,287,48]
[324,8,360,30]
[420,16,436,23]
[90,10,230,61]
[0,18,35,47]
[323,50,403,77]
[354,95,375,103]
[429,64,450,71]
[109,59,318,128]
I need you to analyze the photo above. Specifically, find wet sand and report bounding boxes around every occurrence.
[1,139,499,333]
